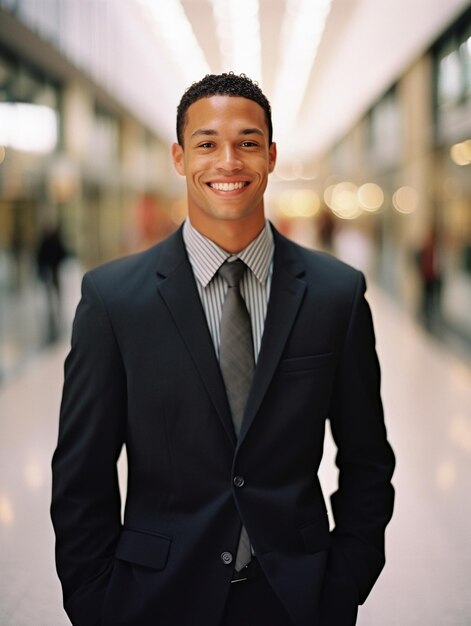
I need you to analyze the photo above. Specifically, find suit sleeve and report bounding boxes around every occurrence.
[326,271,395,605]
[51,272,126,625]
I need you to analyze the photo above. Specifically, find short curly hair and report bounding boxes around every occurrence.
[176,72,273,146]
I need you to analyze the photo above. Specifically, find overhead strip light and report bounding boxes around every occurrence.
[211,0,262,84]
[272,0,332,143]
[133,0,211,86]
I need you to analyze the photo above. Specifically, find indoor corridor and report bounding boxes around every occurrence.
[1,1,471,623]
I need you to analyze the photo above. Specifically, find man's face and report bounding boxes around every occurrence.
[172,95,276,237]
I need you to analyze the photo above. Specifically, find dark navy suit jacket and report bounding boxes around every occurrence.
[51,225,395,625]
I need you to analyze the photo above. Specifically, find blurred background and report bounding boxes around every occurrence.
[0,1,470,624]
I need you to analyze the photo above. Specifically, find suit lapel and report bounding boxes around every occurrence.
[239,230,306,444]
[155,229,236,446]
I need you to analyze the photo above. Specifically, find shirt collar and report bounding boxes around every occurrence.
[182,218,274,288]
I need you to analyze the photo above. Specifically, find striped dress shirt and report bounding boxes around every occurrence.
[182,219,274,362]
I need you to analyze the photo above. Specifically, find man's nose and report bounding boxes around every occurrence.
[216,145,243,171]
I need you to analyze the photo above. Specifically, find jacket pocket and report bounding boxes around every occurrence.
[115,527,172,570]
[279,353,333,373]
[299,514,331,554]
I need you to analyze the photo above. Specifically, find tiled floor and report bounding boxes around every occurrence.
[0,282,470,625]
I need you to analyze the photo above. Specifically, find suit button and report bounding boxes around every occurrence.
[233,476,245,488]
[221,551,233,565]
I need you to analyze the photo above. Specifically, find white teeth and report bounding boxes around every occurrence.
[210,182,246,191]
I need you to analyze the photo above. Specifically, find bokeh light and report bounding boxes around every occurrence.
[357,182,384,212]
[450,139,471,166]
[330,182,361,220]
[392,186,419,214]
[277,189,320,218]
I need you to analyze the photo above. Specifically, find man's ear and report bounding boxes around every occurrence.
[268,142,277,173]
[172,143,185,176]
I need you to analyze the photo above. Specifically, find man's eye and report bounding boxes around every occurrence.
[198,142,214,149]
[241,141,258,148]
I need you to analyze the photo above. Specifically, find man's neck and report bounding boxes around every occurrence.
[188,217,266,254]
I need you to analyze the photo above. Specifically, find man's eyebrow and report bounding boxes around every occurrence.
[240,128,264,137]
[190,128,265,139]
[191,129,218,139]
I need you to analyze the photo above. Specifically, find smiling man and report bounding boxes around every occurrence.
[172,92,276,252]
[52,73,395,626]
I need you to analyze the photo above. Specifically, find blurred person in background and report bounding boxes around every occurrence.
[51,73,395,626]
[317,209,336,252]
[415,225,443,332]
[9,215,23,291]
[36,223,68,341]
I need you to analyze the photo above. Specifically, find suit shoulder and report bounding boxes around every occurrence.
[81,253,150,302]
[278,232,362,285]
[85,229,181,292]
[288,242,366,314]
[87,245,157,282]
[302,246,360,280]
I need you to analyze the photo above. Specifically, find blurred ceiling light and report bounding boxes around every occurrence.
[393,186,419,214]
[272,0,332,141]
[134,0,210,85]
[357,182,384,212]
[211,0,262,83]
[0,103,57,153]
[450,139,471,166]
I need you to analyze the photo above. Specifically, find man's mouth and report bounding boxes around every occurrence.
[208,182,249,191]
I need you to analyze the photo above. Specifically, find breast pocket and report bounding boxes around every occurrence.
[278,353,334,374]
[115,527,172,570]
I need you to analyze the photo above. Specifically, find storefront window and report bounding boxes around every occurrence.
[460,28,471,97]
[437,46,462,107]
[435,15,471,111]
[367,88,401,169]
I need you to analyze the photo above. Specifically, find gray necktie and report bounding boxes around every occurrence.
[218,259,253,571]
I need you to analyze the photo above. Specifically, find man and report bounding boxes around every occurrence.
[51,73,395,626]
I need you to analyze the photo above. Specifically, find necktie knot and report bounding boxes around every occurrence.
[218,259,247,288]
